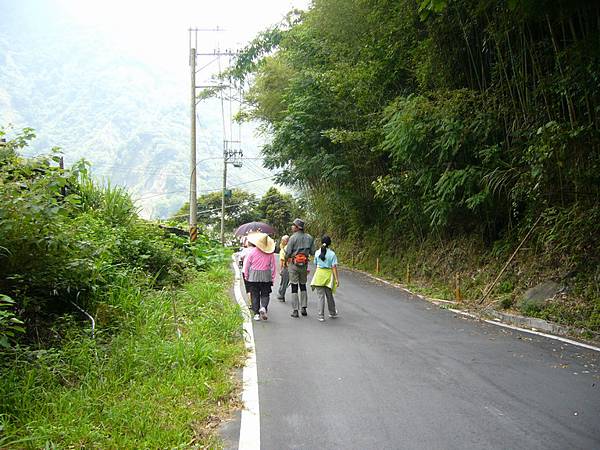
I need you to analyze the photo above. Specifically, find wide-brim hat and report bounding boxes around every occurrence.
[246,231,276,254]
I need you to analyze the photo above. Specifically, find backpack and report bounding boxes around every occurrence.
[294,252,308,266]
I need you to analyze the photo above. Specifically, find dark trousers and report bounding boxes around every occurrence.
[248,282,272,314]
[278,267,289,299]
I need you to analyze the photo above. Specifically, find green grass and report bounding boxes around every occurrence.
[0,264,244,449]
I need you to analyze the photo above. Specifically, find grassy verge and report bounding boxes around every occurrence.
[0,263,244,449]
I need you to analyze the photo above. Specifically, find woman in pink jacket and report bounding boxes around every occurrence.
[243,232,277,321]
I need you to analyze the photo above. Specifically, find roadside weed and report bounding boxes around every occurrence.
[0,265,244,448]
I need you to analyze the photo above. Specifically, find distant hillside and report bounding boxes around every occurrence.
[0,1,274,218]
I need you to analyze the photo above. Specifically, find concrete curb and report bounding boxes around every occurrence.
[342,266,600,350]
[230,256,261,450]
[484,309,592,338]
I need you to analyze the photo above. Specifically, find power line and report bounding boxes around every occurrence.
[18,153,263,172]
[238,165,265,177]
[136,175,277,201]
[221,174,275,189]
[245,159,272,177]
[169,201,255,220]
[135,189,188,201]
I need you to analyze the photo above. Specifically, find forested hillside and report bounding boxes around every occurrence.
[232,0,600,331]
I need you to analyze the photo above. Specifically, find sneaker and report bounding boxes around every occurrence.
[301,307,307,316]
[253,314,261,321]
[259,307,268,321]
[317,316,325,322]
[278,298,285,302]
[328,313,338,319]
[291,310,299,318]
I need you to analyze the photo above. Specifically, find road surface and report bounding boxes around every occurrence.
[239,267,600,449]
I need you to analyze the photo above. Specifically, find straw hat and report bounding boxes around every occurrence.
[246,232,276,254]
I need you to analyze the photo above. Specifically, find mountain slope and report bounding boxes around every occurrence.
[0,1,273,218]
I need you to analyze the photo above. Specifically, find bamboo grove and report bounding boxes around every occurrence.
[228,0,599,308]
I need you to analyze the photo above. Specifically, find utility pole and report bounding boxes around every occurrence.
[220,140,243,244]
[189,27,241,245]
[189,44,198,242]
[220,149,227,244]
[218,52,227,246]
[188,27,225,242]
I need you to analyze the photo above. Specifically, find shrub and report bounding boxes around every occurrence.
[0,128,211,345]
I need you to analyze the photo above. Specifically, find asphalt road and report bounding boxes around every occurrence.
[247,267,600,450]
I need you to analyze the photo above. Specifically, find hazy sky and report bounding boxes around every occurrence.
[1,0,311,216]
[54,0,310,81]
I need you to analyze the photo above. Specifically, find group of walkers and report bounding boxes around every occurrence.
[240,218,340,323]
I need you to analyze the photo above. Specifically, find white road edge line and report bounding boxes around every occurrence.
[232,257,260,450]
[448,308,600,352]
[355,268,600,353]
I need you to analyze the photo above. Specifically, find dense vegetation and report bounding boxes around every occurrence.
[231,0,600,331]
[0,128,244,447]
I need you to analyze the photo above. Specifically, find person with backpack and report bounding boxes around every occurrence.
[285,218,315,318]
[310,235,339,321]
[243,232,277,321]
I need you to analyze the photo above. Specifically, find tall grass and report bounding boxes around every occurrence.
[75,164,138,226]
[0,264,244,449]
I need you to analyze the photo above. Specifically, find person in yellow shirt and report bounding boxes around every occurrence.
[277,235,289,302]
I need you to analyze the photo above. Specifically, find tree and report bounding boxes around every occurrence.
[255,187,300,237]
[232,0,599,242]
[172,189,260,232]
